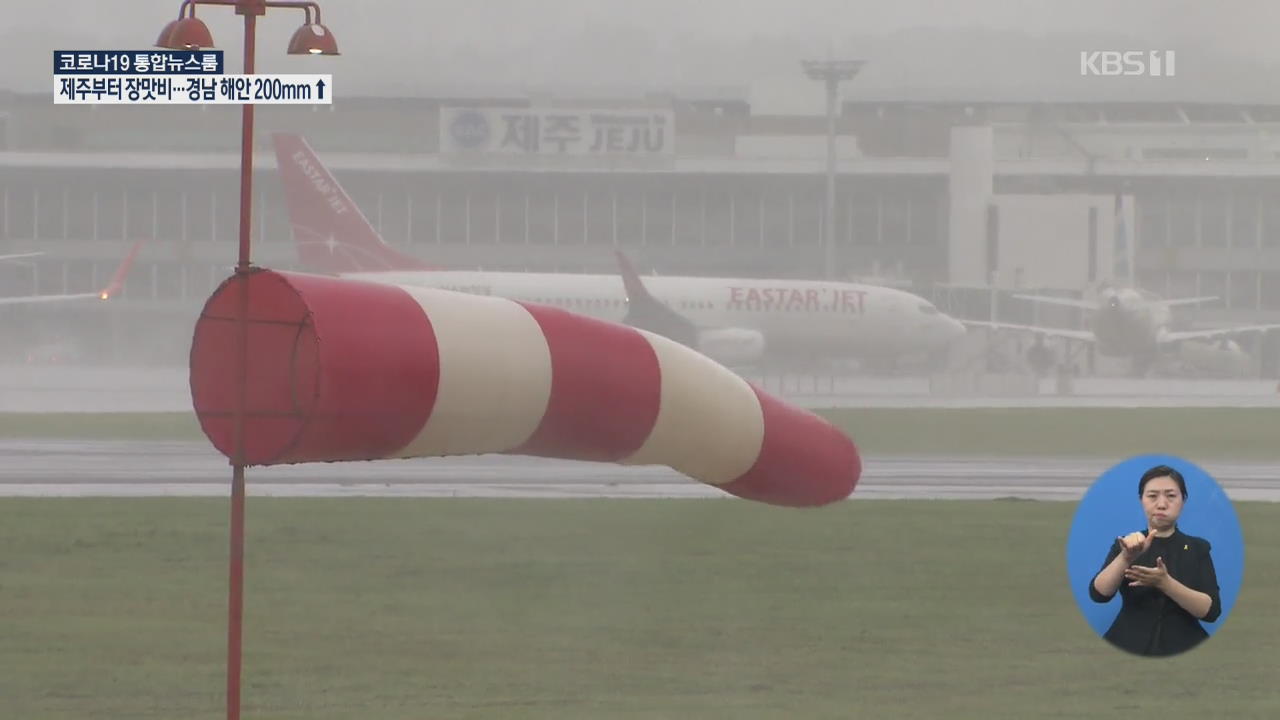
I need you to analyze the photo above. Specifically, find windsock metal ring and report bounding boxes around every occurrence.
[189,270,860,507]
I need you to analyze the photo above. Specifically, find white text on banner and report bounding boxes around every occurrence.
[54,74,333,105]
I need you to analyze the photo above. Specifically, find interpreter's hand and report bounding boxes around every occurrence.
[1124,556,1170,591]
[1117,531,1153,562]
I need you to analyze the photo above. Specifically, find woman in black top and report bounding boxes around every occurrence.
[1089,464,1223,657]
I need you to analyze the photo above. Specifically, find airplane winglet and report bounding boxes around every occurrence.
[99,238,144,300]
[612,250,699,348]
[615,250,652,303]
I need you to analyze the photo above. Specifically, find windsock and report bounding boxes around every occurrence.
[189,269,860,507]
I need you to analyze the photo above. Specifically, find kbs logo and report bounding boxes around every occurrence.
[1079,50,1176,77]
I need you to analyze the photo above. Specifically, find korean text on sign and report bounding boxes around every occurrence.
[441,108,675,156]
[53,50,224,75]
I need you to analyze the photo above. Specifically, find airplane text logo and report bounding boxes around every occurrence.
[291,149,348,215]
[1079,50,1176,77]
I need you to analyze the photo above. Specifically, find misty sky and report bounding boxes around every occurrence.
[9,1,1280,108]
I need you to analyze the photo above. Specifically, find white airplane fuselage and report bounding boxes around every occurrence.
[1088,289,1172,358]
[342,270,966,360]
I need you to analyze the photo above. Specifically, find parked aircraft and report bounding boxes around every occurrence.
[270,133,966,368]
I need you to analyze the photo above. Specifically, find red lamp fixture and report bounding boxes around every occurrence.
[157,2,339,55]
[155,14,215,49]
[287,22,339,55]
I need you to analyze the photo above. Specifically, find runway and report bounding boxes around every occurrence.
[1,439,1277,501]
[4,365,1280,412]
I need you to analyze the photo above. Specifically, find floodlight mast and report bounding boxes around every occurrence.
[801,59,865,280]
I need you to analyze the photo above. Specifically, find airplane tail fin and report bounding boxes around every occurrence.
[99,238,144,300]
[1111,193,1135,287]
[270,133,435,274]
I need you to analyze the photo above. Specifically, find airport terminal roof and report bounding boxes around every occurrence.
[3,150,1280,180]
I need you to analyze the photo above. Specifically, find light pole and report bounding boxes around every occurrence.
[801,59,865,280]
[154,3,338,719]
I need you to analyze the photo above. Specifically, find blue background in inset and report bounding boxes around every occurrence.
[1065,454,1245,638]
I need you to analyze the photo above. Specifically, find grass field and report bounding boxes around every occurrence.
[3,498,1276,719]
[4,407,1280,460]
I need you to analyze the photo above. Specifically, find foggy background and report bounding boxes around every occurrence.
[5,1,1280,105]
[6,0,1280,399]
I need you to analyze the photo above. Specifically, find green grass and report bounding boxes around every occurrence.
[820,406,1280,459]
[1,499,1276,719]
[4,407,1280,459]
[0,412,204,441]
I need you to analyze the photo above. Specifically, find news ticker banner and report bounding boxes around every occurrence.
[53,50,332,105]
[440,107,675,156]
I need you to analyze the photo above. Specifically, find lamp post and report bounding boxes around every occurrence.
[154,3,337,719]
[801,59,865,280]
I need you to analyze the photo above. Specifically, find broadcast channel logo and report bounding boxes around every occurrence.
[1080,50,1175,77]
[449,110,490,149]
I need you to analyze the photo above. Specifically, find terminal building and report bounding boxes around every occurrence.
[2,85,1279,373]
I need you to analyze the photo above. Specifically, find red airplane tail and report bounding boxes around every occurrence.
[270,133,435,274]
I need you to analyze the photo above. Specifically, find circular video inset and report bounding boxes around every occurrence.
[1064,454,1244,658]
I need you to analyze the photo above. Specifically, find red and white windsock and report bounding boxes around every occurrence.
[189,270,860,507]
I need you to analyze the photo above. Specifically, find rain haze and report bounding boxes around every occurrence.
[3,1,1280,717]
[4,1,1280,98]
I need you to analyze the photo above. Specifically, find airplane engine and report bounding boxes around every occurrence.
[1025,341,1055,376]
[189,269,860,507]
[1177,338,1250,377]
[697,327,766,366]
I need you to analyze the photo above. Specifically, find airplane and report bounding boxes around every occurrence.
[963,281,1280,376]
[270,132,968,370]
[0,252,44,263]
[0,239,144,306]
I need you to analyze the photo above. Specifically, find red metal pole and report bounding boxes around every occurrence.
[229,2,259,719]
[236,13,256,272]
[227,461,246,720]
